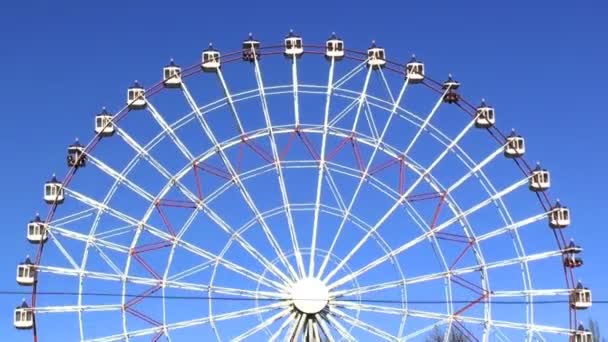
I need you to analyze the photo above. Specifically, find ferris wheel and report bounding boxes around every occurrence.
[14,31,593,341]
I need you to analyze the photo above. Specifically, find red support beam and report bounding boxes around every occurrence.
[350,136,365,173]
[279,131,297,160]
[368,157,399,176]
[326,136,350,162]
[133,241,173,254]
[132,254,162,280]
[399,158,405,195]
[127,307,162,327]
[298,130,320,161]
[125,285,162,308]
[196,162,231,181]
[193,163,203,200]
[242,136,274,164]
[155,204,177,237]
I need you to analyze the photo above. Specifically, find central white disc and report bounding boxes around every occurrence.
[291,277,329,314]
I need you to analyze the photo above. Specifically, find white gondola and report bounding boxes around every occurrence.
[27,214,47,244]
[242,33,261,62]
[325,33,344,60]
[127,81,146,109]
[94,107,114,137]
[163,59,182,88]
[14,300,34,330]
[406,55,425,83]
[475,99,496,128]
[572,324,593,342]
[570,282,592,310]
[16,256,36,286]
[504,130,525,158]
[284,30,303,58]
[549,201,570,228]
[442,74,460,104]
[202,44,221,72]
[367,41,386,69]
[67,139,86,168]
[529,164,550,192]
[44,174,64,204]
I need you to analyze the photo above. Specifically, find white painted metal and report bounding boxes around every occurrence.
[22,41,579,342]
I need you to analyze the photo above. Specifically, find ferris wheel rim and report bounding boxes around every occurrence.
[26,39,581,341]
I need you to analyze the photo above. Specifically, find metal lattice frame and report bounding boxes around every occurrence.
[23,38,583,342]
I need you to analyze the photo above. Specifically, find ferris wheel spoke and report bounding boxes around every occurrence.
[332,59,368,89]
[287,312,307,341]
[333,301,405,316]
[491,289,571,298]
[84,301,287,342]
[49,208,96,226]
[309,56,336,278]
[183,79,298,282]
[216,69,246,134]
[317,315,336,342]
[475,211,549,243]
[331,307,396,341]
[325,313,356,341]
[402,319,450,341]
[86,154,155,202]
[328,175,529,289]
[146,102,194,160]
[34,304,122,314]
[403,87,449,156]
[49,225,129,253]
[268,311,298,341]
[323,88,463,283]
[319,77,409,279]
[253,50,306,278]
[231,307,292,342]
[290,48,301,127]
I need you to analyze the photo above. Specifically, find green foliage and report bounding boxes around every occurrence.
[425,326,468,342]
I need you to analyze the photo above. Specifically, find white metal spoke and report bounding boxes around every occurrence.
[83,301,287,342]
[309,56,336,277]
[147,102,194,160]
[291,50,301,127]
[331,307,396,341]
[86,154,155,202]
[319,78,409,278]
[34,304,122,314]
[325,313,356,341]
[182,80,298,282]
[328,173,529,289]
[403,87,449,156]
[253,48,306,278]
[317,315,336,342]
[269,311,298,341]
[231,307,292,342]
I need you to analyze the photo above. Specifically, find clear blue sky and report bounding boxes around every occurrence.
[1,0,607,340]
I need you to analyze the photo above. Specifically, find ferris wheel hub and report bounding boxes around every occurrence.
[290,277,329,314]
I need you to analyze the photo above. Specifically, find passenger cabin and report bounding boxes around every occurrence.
[202,44,221,72]
[67,139,86,168]
[325,33,344,60]
[163,59,182,88]
[242,33,261,62]
[14,301,34,330]
[570,282,592,310]
[27,214,47,244]
[406,55,425,83]
[44,175,64,204]
[529,164,550,192]
[571,324,593,342]
[442,75,460,103]
[16,256,35,286]
[504,130,525,158]
[367,41,386,69]
[94,107,114,137]
[127,81,146,109]
[284,30,303,58]
[549,201,570,228]
[475,100,496,128]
